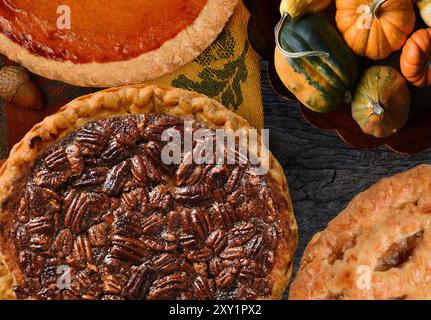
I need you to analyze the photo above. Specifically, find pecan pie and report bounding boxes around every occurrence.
[0,85,297,300]
[0,0,237,86]
[290,165,431,300]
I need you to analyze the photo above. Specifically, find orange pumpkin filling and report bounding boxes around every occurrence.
[0,0,207,63]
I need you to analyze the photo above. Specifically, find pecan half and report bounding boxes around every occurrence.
[26,215,54,235]
[142,238,177,252]
[147,272,188,300]
[113,209,142,236]
[173,184,212,204]
[44,147,68,171]
[33,170,69,188]
[245,234,264,258]
[20,187,59,221]
[121,188,147,212]
[179,234,199,250]
[101,140,129,164]
[211,202,239,229]
[75,124,108,155]
[72,234,92,263]
[103,160,130,195]
[225,166,245,193]
[65,144,84,176]
[239,258,260,280]
[204,165,230,189]
[88,223,108,247]
[215,267,238,290]
[193,276,215,300]
[131,154,147,185]
[209,257,223,277]
[141,115,183,141]
[206,230,227,254]
[124,264,154,299]
[228,221,255,246]
[19,250,45,277]
[29,234,51,253]
[220,246,244,260]
[71,167,107,187]
[186,166,204,186]
[191,208,212,242]
[64,192,106,234]
[175,151,195,186]
[110,235,147,262]
[106,117,140,146]
[142,214,165,235]
[69,270,102,299]
[148,185,172,211]
[152,253,183,274]
[103,273,127,295]
[185,247,212,263]
[53,229,73,258]
[144,141,172,179]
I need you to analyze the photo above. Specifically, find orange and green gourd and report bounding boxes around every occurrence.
[279,0,332,21]
[274,14,358,113]
[352,66,411,138]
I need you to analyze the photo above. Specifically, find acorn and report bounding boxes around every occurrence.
[0,66,43,110]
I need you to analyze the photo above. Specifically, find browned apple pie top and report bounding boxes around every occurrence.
[2,114,291,300]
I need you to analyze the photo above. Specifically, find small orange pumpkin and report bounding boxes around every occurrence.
[400,28,431,87]
[335,0,416,60]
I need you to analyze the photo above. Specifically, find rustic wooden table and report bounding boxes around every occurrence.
[260,61,431,282]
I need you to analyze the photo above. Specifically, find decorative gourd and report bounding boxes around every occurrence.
[417,0,431,27]
[352,66,411,138]
[274,15,358,113]
[335,0,416,60]
[280,0,332,21]
[400,28,431,88]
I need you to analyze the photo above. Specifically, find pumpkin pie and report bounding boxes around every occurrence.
[0,0,238,86]
[290,165,431,300]
[0,85,297,299]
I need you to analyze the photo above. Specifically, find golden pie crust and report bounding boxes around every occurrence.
[0,0,238,87]
[0,258,14,299]
[0,84,297,299]
[290,165,431,300]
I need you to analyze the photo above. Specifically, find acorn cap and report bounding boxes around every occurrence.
[0,66,43,110]
[0,66,29,101]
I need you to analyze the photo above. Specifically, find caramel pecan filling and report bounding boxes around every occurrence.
[7,114,288,300]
